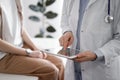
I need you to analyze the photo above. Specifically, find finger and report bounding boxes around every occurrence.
[68,36,74,45]
[39,51,46,59]
[59,38,68,50]
[59,35,71,49]
[63,42,69,50]
[63,38,70,49]
[42,52,47,59]
[38,51,44,59]
[76,53,85,58]
[38,54,43,58]
[59,37,64,46]
[73,54,85,61]
[74,57,87,62]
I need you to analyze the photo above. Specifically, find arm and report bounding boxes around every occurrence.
[0,27,46,58]
[74,0,120,64]
[59,0,74,49]
[94,0,120,65]
[0,38,46,58]
[0,2,46,59]
[0,5,26,56]
[16,0,39,51]
[21,27,39,50]
[18,1,47,58]
[0,39,27,56]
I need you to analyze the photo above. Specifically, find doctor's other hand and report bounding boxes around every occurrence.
[28,50,47,59]
[74,51,97,62]
[59,31,74,50]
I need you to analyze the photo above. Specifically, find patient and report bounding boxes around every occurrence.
[0,0,64,80]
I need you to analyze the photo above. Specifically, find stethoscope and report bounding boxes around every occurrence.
[104,0,114,23]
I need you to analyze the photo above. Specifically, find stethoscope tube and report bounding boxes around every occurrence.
[108,0,110,15]
[105,0,114,23]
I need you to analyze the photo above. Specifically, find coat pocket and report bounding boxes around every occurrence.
[106,56,120,80]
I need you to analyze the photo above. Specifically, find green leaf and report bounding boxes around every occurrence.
[45,0,56,6]
[46,35,53,38]
[37,2,43,7]
[37,1,46,13]
[29,16,40,22]
[35,33,43,38]
[46,25,56,32]
[29,4,40,12]
[44,11,57,19]
[29,4,46,13]
[39,7,46,13]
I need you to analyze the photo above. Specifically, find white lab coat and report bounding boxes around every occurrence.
[61,0,120,80]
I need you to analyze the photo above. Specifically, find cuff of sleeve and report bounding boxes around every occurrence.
[63,31,72,34]
[61,27,72,34]
[93,50,105,62]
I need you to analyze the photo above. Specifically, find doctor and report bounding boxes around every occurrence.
[59,0,120,80]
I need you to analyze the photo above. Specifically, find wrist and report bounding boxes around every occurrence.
[25,49,32,56]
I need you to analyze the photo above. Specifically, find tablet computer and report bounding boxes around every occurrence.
[42,48,80,60]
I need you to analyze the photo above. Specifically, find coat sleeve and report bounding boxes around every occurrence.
[61,0,74,33]
[95,0,120,65]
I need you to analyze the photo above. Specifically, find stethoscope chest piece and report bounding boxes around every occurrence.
[105,0,114,23]
[105,15,114,23]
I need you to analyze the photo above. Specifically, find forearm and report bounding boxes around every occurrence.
[22,27,38,50]
[0,39,26,56]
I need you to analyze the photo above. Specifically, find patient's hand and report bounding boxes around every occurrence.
[28,50,47,59]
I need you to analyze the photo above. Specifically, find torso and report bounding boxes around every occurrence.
[0,0,23,59]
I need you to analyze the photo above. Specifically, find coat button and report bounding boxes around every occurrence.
[81,30,84,32]
[81,69,85,71]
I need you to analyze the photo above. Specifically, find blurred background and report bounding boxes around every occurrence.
[22,0,63,39]
[22,0,64,51]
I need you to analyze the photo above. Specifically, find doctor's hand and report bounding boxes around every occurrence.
[74,51,97,62]
[59,31,74,50]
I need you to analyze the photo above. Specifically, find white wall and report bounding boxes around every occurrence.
[22,0,63,39]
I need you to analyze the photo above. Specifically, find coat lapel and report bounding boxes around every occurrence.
[86,0,97,10]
